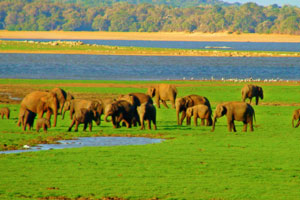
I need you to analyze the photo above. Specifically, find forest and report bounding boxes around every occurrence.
[0,0,300,34]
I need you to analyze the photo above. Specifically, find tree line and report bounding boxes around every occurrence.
[0,0,300,34]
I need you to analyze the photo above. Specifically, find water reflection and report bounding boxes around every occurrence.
[0,137,163,154]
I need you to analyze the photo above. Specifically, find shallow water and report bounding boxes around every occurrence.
[0,137,163,154]
[1,54,300,80]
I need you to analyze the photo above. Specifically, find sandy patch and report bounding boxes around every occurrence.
[1,31,300,43]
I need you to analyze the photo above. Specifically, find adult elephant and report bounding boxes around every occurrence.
[147,84,177,109]
[118,93,153,107]
[18,91,58,130]
[176,94,211,125]
[292,108,300,128]
[211,101,255,132]
[104,100,136,128]
[69,99,103,125]
[50,88,74,114]
[241,84,263,105]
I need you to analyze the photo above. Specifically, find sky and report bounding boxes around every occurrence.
[224,0,300,7]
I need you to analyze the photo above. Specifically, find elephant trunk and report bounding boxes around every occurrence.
[292,117,295,128]
[104,113,111,122]
[176,108,180,125]
[211,116,217,132]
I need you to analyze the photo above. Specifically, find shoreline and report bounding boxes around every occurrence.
[1,31,300,43]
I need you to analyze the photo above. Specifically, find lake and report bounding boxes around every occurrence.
[0,54,300,80]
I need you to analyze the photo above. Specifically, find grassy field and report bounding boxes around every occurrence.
[0,79,300,200]
[1,40,300,57]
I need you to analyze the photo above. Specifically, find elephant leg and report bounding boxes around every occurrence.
[180,111,186,126]
[249,119,254,132]
[200,118,205,126]
[194,116,198,126]
[171,99,176,109]
[83,122,88,131]
[89,122,92,132]
[232,121,237,132]
[74,121,80,132]
[140,119,145,130]
[242,121,247,132]
[147,119,151,129]
[156,97,160,108]
[152,119,157,130]
[43,124,47,133]
[186,116,191,125]
[124,119,131,128]
[161,100,169,109]
[255,97,259,105]
[227,120,232,132]
[295,120,300,128]
[68,119,76,132]
[249,97,252,105]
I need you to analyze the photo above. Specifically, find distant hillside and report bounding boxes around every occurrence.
[49,0,231,8]
[0,0,299,34]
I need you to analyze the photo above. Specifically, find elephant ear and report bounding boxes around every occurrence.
[148,87,155,97]
[185,97,194,108]
[220,105,227,116]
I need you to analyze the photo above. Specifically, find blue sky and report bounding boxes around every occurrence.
[224,0,300,7]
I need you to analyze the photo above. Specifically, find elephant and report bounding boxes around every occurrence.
[23,109,36,131]
[186,104,212,126]
[50,88,74,114]
[0,107,10,119]
[68,99,102,126]
[137,103,157,130]
[36,118,51,132]
[147,84,177,109]
[211,101,255,132]
[118,93,153,126]
[241,84,264,105]
[104,100,136,128]
[18,91,58,130]
[68,108,94,132]
[176,94,211,125]
[118,93,153,107]
[292,108,300,128]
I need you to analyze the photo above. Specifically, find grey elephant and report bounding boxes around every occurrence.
[137,103,157,130]
[50,88,74,115]
[0,107,10,119]
[292,108,300,128]
[186,104,212,126]
[147,84,177,109]
[68,99,102,126]
[36,118,51,132]
[176,94,211,125]
[104,100,136,128]
[68,108,94,132]
[241,84,263,105]
[18,91,58,130]
[211,101,255,132]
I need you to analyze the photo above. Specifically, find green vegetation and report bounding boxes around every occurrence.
[1,40,300,57]
[0,79,300,199]
[0,0,300,34]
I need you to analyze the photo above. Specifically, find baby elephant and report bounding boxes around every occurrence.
[186,105,212,126]
[0,107,10,119]
[36,118,51,132]
[137,103,157,130]
[292,108,300,128]
[68,108,93,132]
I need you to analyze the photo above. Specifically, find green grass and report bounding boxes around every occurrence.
[0,79,300,200]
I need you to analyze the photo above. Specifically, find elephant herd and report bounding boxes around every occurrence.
[1,83,300,132]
